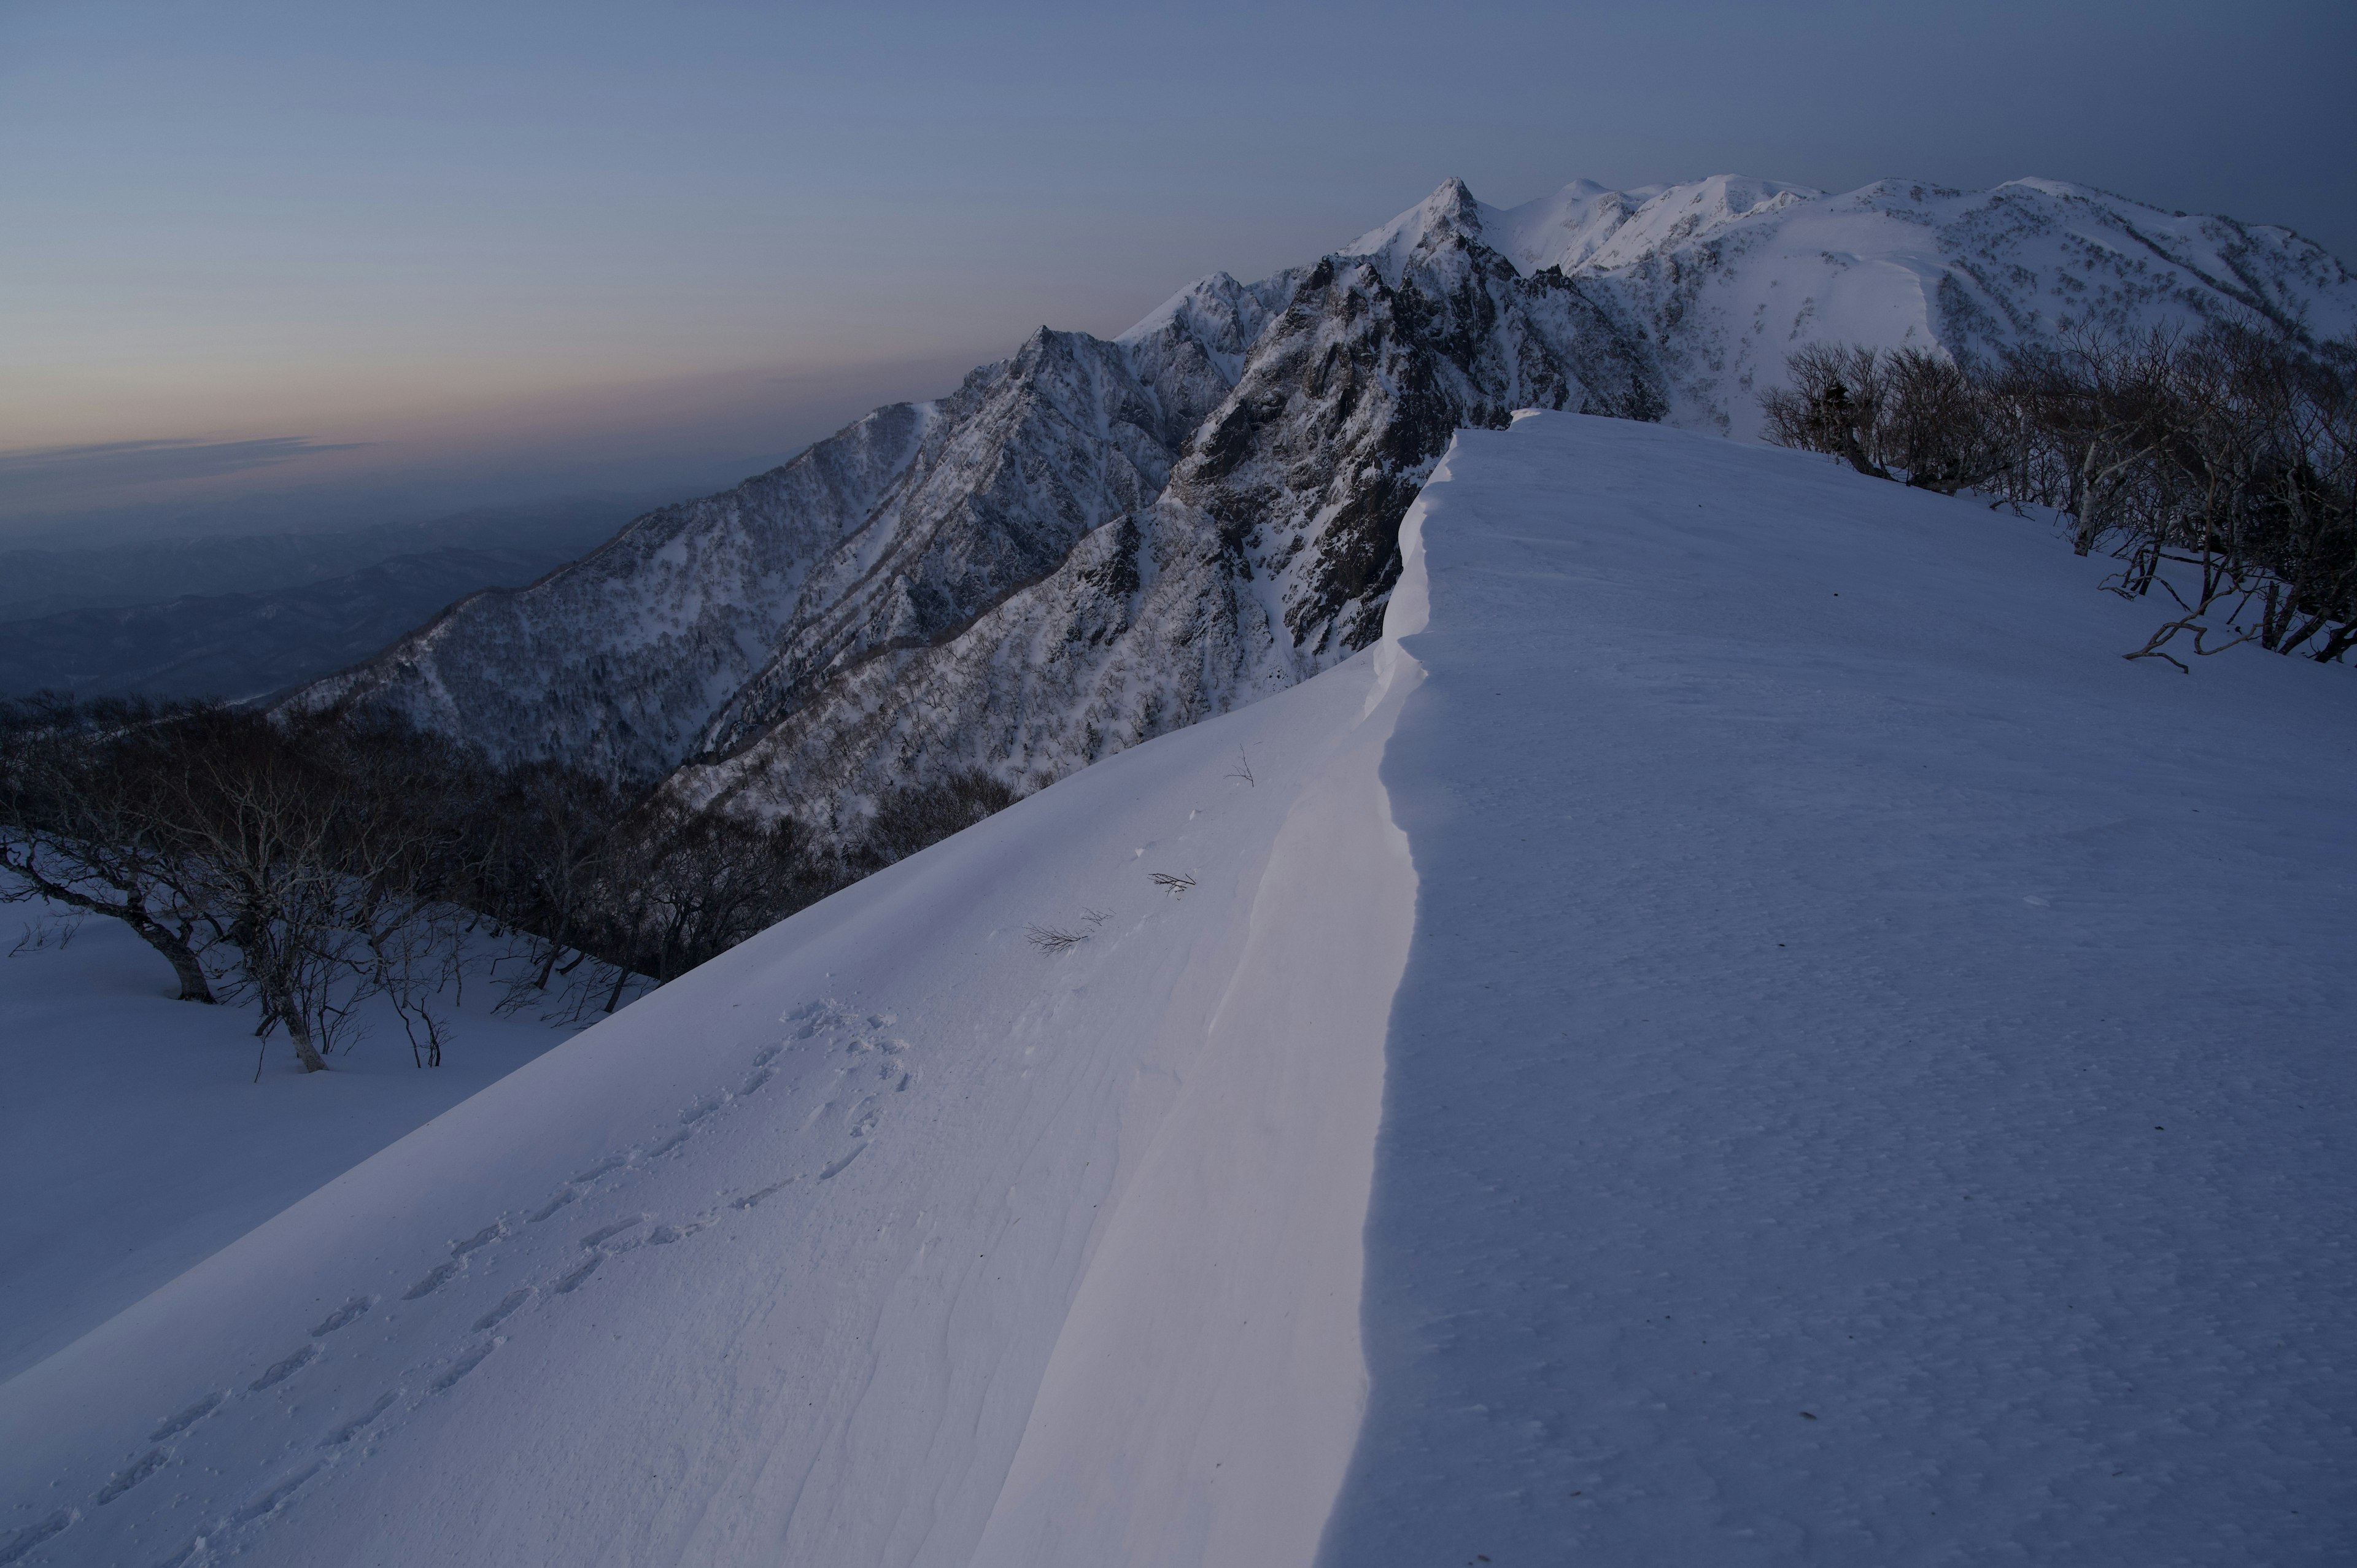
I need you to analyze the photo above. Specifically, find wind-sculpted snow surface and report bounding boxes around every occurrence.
[1318,414,2357,1566]
[9,417,2354,1566]
[0,620,1421,1567]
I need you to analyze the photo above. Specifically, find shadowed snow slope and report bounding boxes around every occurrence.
[0,921,576,1385]
[7,415,2354,1567]
[0,633,1418,1566]
[1319,414,2356,1567]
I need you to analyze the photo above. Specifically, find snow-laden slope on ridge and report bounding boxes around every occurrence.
[9,416,2355,1566]
[296,169,2356,868]
[0,600,1420,1566]
[0,919,577,1385]
[290,295,1278,786]
[1320,414,2357,1566]
[1347,173,2357,439]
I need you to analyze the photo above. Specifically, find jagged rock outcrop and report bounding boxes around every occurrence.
[293,171,2357,846]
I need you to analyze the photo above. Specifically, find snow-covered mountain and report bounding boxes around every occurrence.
[1451,172,2357,437]
[12,415,2352,1566]
[290,174,2357,842]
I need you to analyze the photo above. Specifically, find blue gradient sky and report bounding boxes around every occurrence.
[4,0,2351,540]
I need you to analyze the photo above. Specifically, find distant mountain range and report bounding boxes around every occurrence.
[255,172,2355,845]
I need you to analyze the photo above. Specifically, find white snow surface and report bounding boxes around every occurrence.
[7,415,2355,1566]
[1323,415,2356,1566]
[1342,173,2357,438]
[0,915,576,1385]
[0,609,1420,1566]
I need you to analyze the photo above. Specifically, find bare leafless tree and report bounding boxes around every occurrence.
[1762,324,2357,666]
[0,695,220,1003]
[1762,344,1892,479]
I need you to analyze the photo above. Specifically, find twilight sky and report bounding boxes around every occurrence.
[4,0,2351,543]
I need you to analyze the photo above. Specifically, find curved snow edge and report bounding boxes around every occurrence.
[962,451,1441,1567]
[0,452,1448,1568]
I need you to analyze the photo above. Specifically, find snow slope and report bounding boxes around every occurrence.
[0,611,1420,1565]
[7,415,2353,1566]
[1349,174,2357,439]
[1322,415,2357,1566]
[0,912,576,1385]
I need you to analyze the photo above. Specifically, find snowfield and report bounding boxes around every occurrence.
[1329,416,2356,1565]
[0,921,578,1386]
[0,584,1421,1566]
[6,414,2353,1566]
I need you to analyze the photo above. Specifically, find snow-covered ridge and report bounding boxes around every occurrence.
[1342,172,1818,284]
[1,535,1427,1563]
[286,170,2357,855]
[1342,171,2357,436]
[13,416,2353,1565]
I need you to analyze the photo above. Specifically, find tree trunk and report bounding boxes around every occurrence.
[260,976,328,1072]
[281,1010,329,1073]
[134,918,219,1004]
[9,871,219,1003]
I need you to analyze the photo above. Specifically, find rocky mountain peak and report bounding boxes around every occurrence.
[1340,176,1490,285]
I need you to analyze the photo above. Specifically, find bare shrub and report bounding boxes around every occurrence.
[1025,907,1109,954]
[4,711,1040,1070]
[851,770,1020,872]
[1762,344,2016,495]
[1763,325,2357,666]
[1762,344,1892,479]
[1025,924,1088,953]
[1,695,222,1003]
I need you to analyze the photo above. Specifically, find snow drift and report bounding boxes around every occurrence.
[0,572,1422,1566]
[7,414,2354,1566]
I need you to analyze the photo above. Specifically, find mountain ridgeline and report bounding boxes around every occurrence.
[289,173,2357,851]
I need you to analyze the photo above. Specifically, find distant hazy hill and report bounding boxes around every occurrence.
[0,496,650,624]
[0,542,602,702]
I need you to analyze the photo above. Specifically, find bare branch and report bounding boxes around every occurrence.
[1025,924,1088,954]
